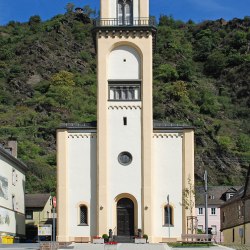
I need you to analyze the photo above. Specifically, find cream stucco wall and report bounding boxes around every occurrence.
[0,154,26,236]
[108,103,142,232]
[97,34,153,237]
[153,133,183,239]
[67,132,97,237]
[109,46,141,79]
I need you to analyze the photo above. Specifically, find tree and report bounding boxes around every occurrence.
[51,70,75,86]
[65,3,75,13]
[181,176,195,215]
[181,176,196,234]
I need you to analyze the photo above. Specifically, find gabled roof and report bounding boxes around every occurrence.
[25,193,51,208]
[0,146,28,172]
[58,120,194,131]
[195,186,241,206]
[220,165,250,207]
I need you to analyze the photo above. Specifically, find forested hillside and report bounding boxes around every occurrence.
[0,8,249,193]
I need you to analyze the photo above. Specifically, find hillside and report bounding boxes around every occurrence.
[0,10,249,193]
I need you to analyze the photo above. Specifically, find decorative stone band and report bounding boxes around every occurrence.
[153,133,183,139]
[108,105,141,110]
[97,29,152,39]
[68,134,97,139]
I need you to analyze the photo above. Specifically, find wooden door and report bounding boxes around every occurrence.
[117,198,134,236]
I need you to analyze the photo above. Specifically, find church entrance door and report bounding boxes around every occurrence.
[117,198,134,236]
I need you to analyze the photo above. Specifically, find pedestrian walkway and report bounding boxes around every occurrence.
[72,243,170,250]
[68,243,236,250]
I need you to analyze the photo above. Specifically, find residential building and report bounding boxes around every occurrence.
[57,0,195,243]
[0,140,27,238]
[195,186,240,242]
[25,193,54,241]
[221,166,250,244]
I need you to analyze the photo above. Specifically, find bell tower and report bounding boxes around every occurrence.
[93,0,157,240]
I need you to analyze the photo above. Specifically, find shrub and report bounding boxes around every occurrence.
[156,64,179,82]
[217,136,233,151]
[236,134,250,152]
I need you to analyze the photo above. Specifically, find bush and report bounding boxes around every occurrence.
[236,134,250,152]
[217,136,233,151]
[155,64,179,82]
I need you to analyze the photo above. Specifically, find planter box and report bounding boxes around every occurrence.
[92,238,104,244]
[135,238,147,244]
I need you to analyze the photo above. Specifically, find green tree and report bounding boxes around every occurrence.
[51,70,75,86]
[65,3,75,13]
[236,134,250,152]
[204,50,227,77]
[155,64,179,82]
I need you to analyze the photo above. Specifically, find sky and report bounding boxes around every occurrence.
[0,0,249,26]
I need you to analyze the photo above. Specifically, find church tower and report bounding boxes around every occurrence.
[56,0,195,244]
[94,0,156,240]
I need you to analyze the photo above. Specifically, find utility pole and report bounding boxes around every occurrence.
[204,170,208,234]
[167,195,170,238]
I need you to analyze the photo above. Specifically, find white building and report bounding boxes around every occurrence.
[57,0,195,243]
[0,140,27,238]
[195,186,240,243]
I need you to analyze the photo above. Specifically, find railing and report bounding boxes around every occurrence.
[94,17,156,27]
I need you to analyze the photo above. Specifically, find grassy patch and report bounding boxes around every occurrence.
[168,242,214,248]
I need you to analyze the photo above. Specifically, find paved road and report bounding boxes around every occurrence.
[0,244,39,250]
[0,243,235,250]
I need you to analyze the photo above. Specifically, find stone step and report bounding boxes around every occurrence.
[113,236,134,243]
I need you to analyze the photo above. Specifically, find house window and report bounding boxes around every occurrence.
[26,210,33,219]
[80,205,87,225]
[12,195,17,210]
[198,207,203,215]
[117,0,133,25]
[211,208,216,215]
[222,212,226,223]
[211,225,217,235]
[164,205,173,226]
[12,169,17,186]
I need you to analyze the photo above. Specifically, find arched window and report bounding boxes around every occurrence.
[80,205,88,225]
[164,205,173,226]
[117,0,133,25]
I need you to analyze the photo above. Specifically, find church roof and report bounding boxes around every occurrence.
[58,121,194,130]
[59,122,97,129]
[153,121,194,130]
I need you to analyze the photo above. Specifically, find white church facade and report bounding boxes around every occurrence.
[57,0,195,243]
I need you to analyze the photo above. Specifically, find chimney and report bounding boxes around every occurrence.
[7,139,17,158]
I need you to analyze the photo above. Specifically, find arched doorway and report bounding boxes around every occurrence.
[117,198,134,236]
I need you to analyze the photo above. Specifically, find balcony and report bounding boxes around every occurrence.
[94,17,157,28]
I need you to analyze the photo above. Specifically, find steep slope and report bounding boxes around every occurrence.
[0,12,249,192]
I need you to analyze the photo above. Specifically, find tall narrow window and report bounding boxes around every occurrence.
[211,207,216,215]
[198,207,203,215]
[123,117,127,125]
[80,205,88,225]
[164,205,173,226]
[118,3,123,25]
[117,0,133,25]
[124,3,131,25]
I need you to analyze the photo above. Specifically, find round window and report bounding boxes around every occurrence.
[118,152,132,166]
